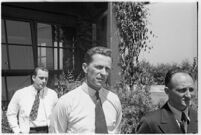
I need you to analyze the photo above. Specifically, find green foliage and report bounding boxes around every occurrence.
[114,83,156,133]
[146,59,198,85]
[1,110,12,133]
[151,63,178,85]
[113,2,154,87]
[55,71,84,98]
[113,2,155,133]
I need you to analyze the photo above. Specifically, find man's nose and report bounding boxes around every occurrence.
[100,68,108,76]
[42,78,47,83]
[185,89,191,98]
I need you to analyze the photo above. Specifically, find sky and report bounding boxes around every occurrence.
[140,2,198,65]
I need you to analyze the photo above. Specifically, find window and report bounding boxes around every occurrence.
[2,19,83,105]
[37,23,75,71]
[2,45,8,69]
[9,45,34,69]
[2,19,34,70]
[2,19,34,104]
[37,23,54,69]
[1,19,6,43]
[6,20,32,45]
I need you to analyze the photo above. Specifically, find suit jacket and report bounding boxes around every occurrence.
[136,103,197,133]
[7,85,58,133]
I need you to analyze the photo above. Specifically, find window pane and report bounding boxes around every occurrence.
[2,19,6,43]
[2,45,8,69]
[6,20,32,44]
[38,47,53,69]
[2,77,7,101]
[7,76,31,100]
[9,45,34,69]
[37,23,52,47]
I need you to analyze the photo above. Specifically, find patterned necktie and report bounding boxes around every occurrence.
[95,91,108,133]
[29,91,40,121]
[180,112,188,133]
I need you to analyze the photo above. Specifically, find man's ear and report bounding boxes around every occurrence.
[164,87,169,95]
[32,75,36,82]
[82,63,88,74]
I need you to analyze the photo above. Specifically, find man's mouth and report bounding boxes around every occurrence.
[183,98,191,104]
[97,78,104,82]
[40,84,45,88]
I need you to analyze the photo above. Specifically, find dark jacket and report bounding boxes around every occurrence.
[136,103,197,133]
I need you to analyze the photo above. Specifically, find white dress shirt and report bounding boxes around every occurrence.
[7,85,58,133]
[49,82,122,133]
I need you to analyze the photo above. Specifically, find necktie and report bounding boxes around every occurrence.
[95,91,108,133]
[29,91,40,121]
[180,112,188,133]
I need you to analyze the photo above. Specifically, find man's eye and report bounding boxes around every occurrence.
[189,88,194,92]
[176,88,194,93]
[176,88,186,93]
[39,77,48,80]
[105,67,111,72]
[95,66,103,69]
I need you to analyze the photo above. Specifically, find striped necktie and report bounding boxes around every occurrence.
[95,91,108,133]
[29,91,40,121]
[180,112,188,133]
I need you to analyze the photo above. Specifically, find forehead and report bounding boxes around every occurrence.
[170,73,194,87]
[90,54,112,64]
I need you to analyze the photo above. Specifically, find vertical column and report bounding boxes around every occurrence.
[54,42,58,70]
[92,23,96,46]
[59,42,63,70]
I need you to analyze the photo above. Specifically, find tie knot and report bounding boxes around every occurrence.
[181,112,188,122]
[37,90,40,95]
[95,91,100,100]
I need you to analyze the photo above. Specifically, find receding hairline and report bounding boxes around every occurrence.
[168,72,194,87]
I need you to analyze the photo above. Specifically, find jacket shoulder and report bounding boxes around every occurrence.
[143,109,162,122]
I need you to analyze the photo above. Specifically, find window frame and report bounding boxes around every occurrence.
[1,17,79,105]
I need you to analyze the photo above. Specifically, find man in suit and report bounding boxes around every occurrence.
[136,68,197,133]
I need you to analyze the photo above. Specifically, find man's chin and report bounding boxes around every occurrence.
[181,103,190,110]
[93,84,103,90]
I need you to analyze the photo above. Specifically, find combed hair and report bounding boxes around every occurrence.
[84,46,112,64]
[33,66,48,76]
[164,68,193,87]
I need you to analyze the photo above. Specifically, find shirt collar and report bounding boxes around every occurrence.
[168,102,190,122]
[81,82,103,97]
[31,85,45,96]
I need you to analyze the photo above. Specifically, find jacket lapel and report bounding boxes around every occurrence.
[159,103,182,133]
[187,108,198,133]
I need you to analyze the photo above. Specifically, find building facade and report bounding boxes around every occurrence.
[1,2,113,107]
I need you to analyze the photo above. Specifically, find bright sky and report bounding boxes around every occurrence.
[140,2,198,65]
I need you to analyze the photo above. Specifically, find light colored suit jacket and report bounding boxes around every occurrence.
[6,85,58,133]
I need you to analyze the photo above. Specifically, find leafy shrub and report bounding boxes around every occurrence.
[114,83,157,133]
[54,71,84,98]
[137,59,198,85]
[1,110,12,133]
[113,2,156,133]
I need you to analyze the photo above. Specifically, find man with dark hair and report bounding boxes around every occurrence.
[136,68,197,133]
[7,66,58,133]
[49,46,122,133]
